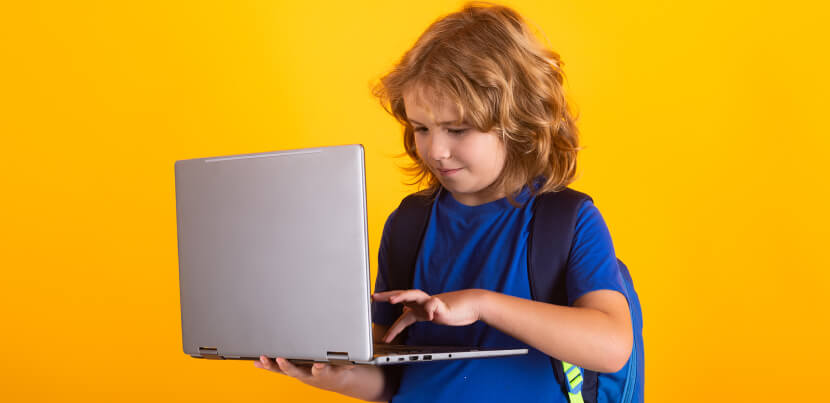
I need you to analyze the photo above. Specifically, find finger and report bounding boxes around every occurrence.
[371,290,405,302]
[384,309,418,343]
[310,362,329,377]
[425,297,440,321]
[387,289,431,305]
[374,289,431,305]
[276,357,311,379]
[256,355,284,374]
[425,296,450,320]
[400,300,429,313]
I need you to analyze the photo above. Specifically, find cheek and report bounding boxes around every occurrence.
[494,146,507,171]
[465,139,506,173]
[412,135,425,157]
[413,136,435,169]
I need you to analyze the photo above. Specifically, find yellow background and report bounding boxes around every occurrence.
[1,1,828,402]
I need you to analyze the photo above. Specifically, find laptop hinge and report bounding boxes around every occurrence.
[199,347,223,359]
[326,351,351,365]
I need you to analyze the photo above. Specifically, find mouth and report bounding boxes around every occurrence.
[437,167,462,176]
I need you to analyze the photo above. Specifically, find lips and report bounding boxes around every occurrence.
[437,167,462,176]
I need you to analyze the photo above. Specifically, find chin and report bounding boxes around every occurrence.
[441,183,477,197]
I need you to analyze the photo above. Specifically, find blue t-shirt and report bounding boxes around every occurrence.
[372,186,626,402]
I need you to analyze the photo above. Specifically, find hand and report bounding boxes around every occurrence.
[254,355,356,392]
[372,289,486,343]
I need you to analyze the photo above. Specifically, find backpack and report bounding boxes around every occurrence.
[383,187,645,403]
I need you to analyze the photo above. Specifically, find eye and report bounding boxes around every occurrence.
[413,126,428,133]
[447,128,468,135]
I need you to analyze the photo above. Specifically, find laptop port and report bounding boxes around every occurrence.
[410,356,419,361]
[423,355,432,360]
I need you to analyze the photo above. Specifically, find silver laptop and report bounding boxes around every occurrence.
[174,144,527,365]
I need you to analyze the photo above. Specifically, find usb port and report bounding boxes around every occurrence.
[410,356,419,361]
[423,355,432,360]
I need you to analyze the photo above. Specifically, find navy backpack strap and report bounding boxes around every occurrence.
[385,190,437,319]
[528,188,592,303]
[379,190,436,395]
[529,188,598,403]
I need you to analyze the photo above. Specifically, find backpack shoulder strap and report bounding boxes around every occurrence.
[376,191,435,395]
[385,190,437,309]
[528,188,593,304]
[529,187,596,403]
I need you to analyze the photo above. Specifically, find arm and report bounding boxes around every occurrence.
[374,288,632,373]
[478,289,632,373]
[254,324,397,402]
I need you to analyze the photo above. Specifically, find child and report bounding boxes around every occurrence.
[255,3,633,402]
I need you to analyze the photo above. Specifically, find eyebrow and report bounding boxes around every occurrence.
[408,118,467,126]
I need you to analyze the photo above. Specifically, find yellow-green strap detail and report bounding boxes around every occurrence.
[562,361,585,403]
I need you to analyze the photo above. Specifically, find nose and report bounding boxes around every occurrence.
[425,131,451,162]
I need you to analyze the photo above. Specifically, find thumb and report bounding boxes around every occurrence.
[310,362,328,376]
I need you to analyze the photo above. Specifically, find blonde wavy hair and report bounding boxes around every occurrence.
[371,2,581,203]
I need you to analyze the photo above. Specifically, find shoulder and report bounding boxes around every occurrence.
[564,198,624,305]
[398,189,439,211]
[534,186,592,205]
[533,187,593,220]
[531,187,595,243]
[380,209,397,247]
[384,189,438,232]
[384,208,398,228]
[532,188,616,266]
[573,198,613,237]
[380,189,436,242]
[575,199,601,228]
[569,199,617,263]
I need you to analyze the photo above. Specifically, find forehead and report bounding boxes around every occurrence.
[402,85,463,124]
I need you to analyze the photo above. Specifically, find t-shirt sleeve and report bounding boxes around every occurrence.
[565,200,627,306]
[371,209,400,326]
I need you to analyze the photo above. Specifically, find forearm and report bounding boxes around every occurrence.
[331,365,393,402]
[477,290,632,373]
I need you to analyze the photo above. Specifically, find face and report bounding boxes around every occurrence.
[403,86,507,206]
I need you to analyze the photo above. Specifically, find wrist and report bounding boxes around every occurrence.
[474,289,496,324]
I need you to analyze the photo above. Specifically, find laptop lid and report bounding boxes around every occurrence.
[175,144,374,362]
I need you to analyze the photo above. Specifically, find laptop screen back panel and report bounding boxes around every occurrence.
[175,145,374,362]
